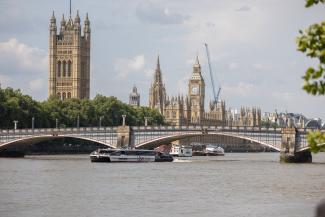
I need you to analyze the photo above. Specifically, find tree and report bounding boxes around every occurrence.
[297,0,325,152]
[0,87,165,129]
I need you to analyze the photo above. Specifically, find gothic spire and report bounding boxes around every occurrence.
[157,55,160,70]
[69,0,72,18]
[50,11,57,31]
[51,11,56,20]
[195,55,200,65]
[61,14,66,25]
[74,10,80,24]
[154,55,162,83]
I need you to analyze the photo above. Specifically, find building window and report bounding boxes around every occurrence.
[67,60,72,77]
[57,61,61,77]
[67,92,71,98]
[62,92,66,100]
[172,111,176,119]
[57,92,61,99]
[62,61,66,77]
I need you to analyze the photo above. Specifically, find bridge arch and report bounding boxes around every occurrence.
[0,135,115,152]
[135,132,281,151]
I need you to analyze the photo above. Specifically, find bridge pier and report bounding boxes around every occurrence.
[116,125,134,149]
[280,128,312,163]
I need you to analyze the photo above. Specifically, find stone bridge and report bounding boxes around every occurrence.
[0,125,323,162]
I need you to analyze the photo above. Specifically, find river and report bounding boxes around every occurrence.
[1,153,325,217]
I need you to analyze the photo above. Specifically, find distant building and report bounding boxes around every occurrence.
[48,10,91,100]
[129,85,140,107]
[262,111,323,129]
[148,55,261,127]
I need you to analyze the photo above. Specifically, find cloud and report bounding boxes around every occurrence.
[252,63,264,70]
[223,82,257,97]
[228,62,238,70]
[29,78,45,91]
[114,55,146,78]
[236,6,251,12]
[136,0,190,25]
[0,38,47,99]
[0,38,47,74]
[205,22,216,28]
[144,68,154,77]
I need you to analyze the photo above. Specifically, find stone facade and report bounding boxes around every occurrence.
[148,55,261,127]
[48,11,91,100]
[129,85,140,107]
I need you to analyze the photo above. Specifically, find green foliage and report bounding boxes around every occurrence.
[305,0,325,7]
[298,1,325,153]
[307,131,325,153]
[0,87,165,129]
[297,21,325,95]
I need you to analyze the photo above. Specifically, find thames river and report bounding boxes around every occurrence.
[1,153,325,217]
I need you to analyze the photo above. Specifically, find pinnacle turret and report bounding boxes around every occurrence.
[194,55,201,68]
[84,13,91,36]
[51,11,56,22]
[50,11,57,32]
[154,55,162,83]
[157,55,160,70]
[75,10,80,24]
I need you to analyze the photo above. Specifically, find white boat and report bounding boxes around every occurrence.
[90,149,173,162]
[109,149,156,162]
[205,145,225,156]
[90,149,116,162]
[170,145,192,157]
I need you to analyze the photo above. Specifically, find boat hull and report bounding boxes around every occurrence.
[90,155,110,162]
[90,149,173,163]
[205,152,225,156]
[110,155,155,162]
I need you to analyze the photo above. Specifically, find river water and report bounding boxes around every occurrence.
[1,153,325,217]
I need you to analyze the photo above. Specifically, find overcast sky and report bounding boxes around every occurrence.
[0,0,324,120]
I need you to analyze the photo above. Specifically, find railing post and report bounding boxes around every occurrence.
[32,117,35,134]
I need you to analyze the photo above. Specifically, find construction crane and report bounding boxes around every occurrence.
[204,43,221,106]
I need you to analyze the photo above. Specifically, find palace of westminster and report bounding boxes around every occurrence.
[48,10,261,127]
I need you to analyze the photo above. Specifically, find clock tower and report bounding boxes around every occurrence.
[188,56,205,124]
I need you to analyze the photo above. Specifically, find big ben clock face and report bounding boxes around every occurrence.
[191,86,199,94]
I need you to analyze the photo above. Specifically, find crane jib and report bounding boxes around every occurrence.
[204,43,221,105]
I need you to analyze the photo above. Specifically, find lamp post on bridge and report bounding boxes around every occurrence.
[99,116,103,128]
[144,117,148,127]
[55,119,58,129]
[13,120,18,130]
[122,115,126,126]
[32,117,35,133]
[77,114,80,128]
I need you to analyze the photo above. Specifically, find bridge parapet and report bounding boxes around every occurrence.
[1,125,320,157]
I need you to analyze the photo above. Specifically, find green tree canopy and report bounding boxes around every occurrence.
[0,87,165,129]
[297,0,325,152]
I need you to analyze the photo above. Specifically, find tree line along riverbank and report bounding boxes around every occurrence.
[0,87,165,129]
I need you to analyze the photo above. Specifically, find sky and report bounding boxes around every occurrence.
[0,0,324,121]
